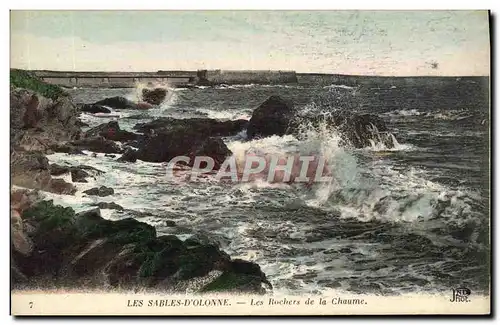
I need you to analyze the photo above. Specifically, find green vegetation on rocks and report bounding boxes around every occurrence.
[16,201,270,294]
[10,69,66,100]
[22,200,75,232]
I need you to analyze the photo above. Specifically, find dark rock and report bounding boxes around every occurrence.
[78,165,105,175]
[70,137,121,154]
[76,207,101,220]
[142,88,167,105]
[192,138,232,170]
[133,117,248,137]
[11,150,49,172]
[50,163,104,178]
[93,96,143,110]
[165,220,176,227]
[135,128,232,167]
[185,233,220,247]
[117,147,138,163]
[91,202,124,211]
[230,259,270,283]
[50,163,70,176]
[50,143,85,155]
[123,113,150,120]
[200,259,272,294]
[247,95,395,148]
[85,121,138,142]
[247,96,295,139]
[83,186,114,197]
[11,263,28,283]
[289,111,394,148]
[12,200,271,294]
[78,104,111,114]
[105,154,116,158]
[71,168,90,183]
[76,120,90,128]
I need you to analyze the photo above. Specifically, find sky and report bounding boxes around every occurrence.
[10,10,490,76]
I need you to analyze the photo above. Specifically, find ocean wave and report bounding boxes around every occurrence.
[382,109,425,117]
[195,108,252,120]
[383,108,486,123]
[323,84,356,90]
[405,130,485,138]
[364,133,418,152]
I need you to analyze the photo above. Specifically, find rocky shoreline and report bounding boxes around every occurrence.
[10,69,396,294]
[10,70,271,294]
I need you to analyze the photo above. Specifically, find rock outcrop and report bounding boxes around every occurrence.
[117,147,138,163]
[135,128,232,167]
[248,95,396,148]
[142,88,168,105]
[83,186,115,197]
[133,117,248,138]
[78,104,111,114]
[67,137,122,154]
[85,121,138,142]
[10,88,81,152]
[11,200,271,294]
[246,95,296,139]
[93,96,152,110]
[11,150,76,195]
[10,70,271,295]
[288,110,395,148]
[10,70,84,193]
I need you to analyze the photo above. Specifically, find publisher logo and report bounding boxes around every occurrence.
[450,287,471,303]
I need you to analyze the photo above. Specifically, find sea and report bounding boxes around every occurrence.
[42,76,490,296]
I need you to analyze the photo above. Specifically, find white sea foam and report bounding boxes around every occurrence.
[323,84,356,90]
[195,108,251,120]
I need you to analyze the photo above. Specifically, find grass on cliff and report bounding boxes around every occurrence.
[10,69,66,100]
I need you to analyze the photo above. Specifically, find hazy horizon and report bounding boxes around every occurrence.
[10,10,490,76]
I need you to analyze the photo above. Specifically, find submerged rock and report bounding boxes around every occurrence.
[93,96,150,110]
[135,128,232,167]
[69,137,121,154]
[91,202,124,211]
[83,186,115,197]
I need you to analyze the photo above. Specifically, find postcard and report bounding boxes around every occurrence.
[9,10,491,316]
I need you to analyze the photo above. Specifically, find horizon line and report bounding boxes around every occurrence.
[11,68,490,78]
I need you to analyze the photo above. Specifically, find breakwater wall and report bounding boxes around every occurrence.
[31,70,299,88]
[28,70,488,89]
[204,70,298,85]
[31,70,197,88]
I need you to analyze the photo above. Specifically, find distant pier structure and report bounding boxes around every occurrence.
[32,69,299,88]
